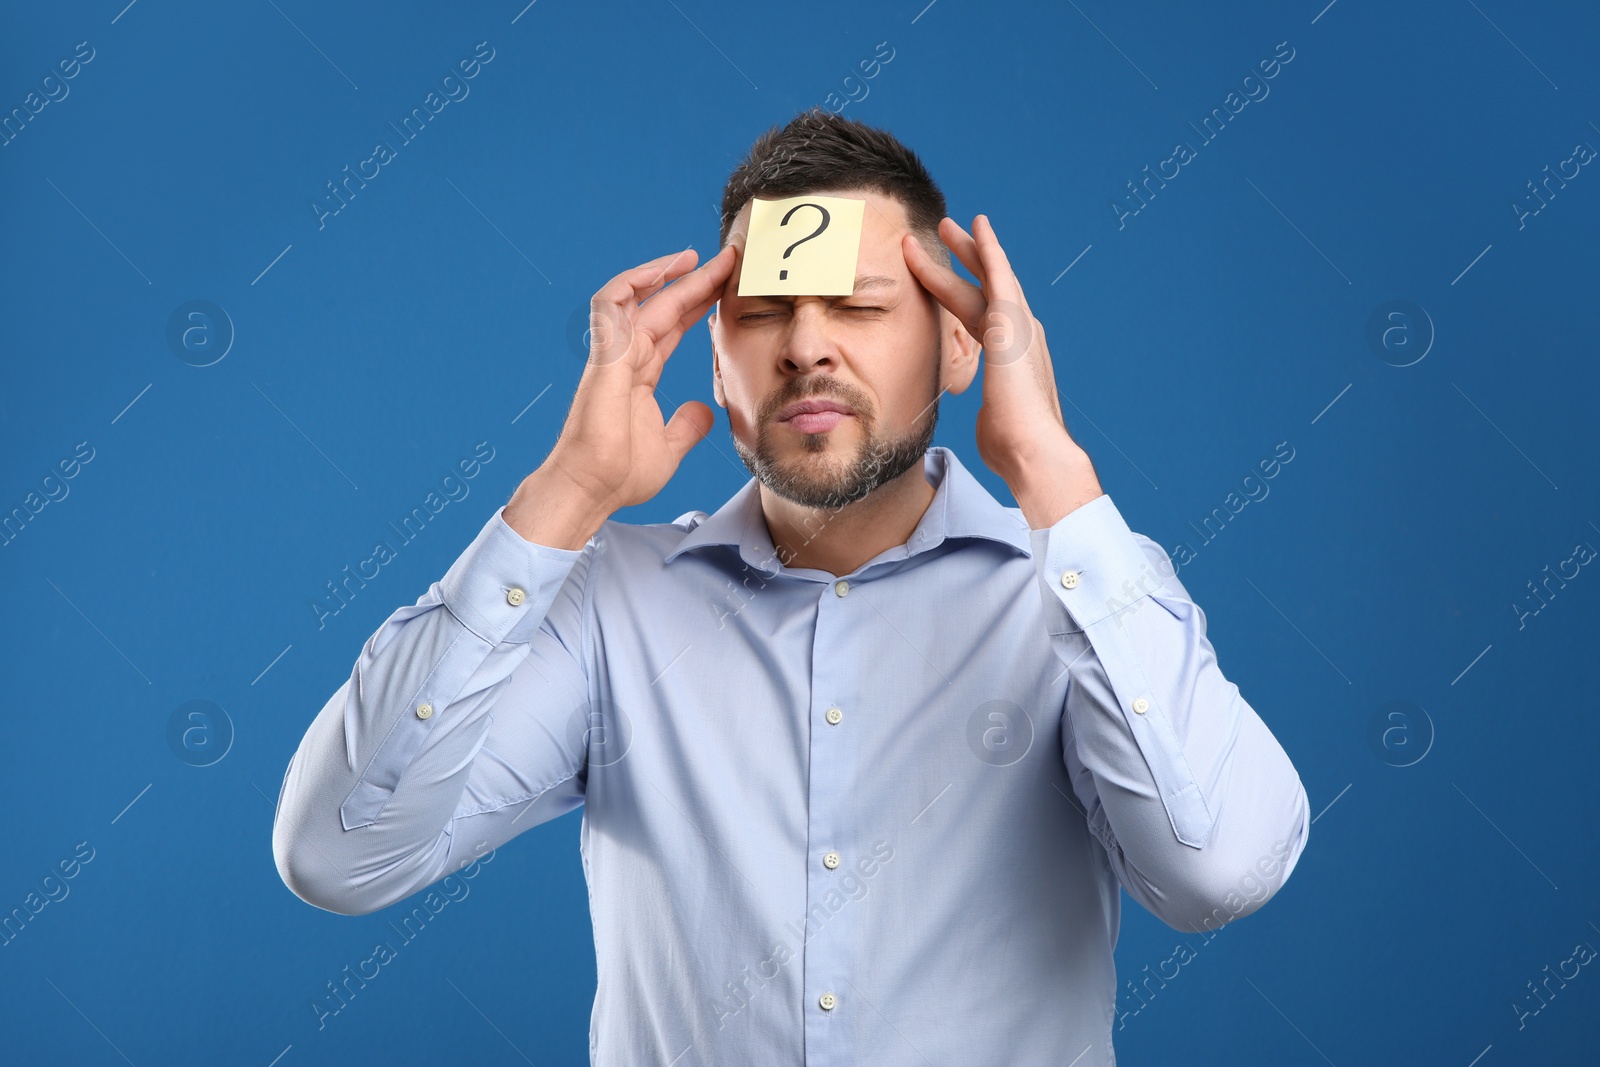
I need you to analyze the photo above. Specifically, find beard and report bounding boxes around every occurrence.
[733,372,941,510]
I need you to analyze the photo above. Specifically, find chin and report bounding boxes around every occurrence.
[795,437,863,465]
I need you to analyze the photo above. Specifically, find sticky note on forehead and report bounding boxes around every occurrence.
[737,194,866,297]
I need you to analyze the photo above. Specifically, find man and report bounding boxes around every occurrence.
[273,108,1310,1065]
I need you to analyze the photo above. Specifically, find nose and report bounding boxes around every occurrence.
[778,301,838,374]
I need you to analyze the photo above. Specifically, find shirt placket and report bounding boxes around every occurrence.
[803,573,863,1067]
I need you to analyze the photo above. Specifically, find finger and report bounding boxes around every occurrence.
[636,244,735,343]
[640,282,724,388]
[938,217,985,286]
[593,247,702,313]
[663,400,716,465]
[580,251,701,384]
[971,214,1029,309]
[631,247,703,302]
[903,232,986,335]
[673,283,722,343]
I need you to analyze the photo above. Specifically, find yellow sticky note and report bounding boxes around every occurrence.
[737,194,866,297]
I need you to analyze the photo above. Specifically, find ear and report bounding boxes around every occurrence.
[937,304,981,395]
[709,309,728,409]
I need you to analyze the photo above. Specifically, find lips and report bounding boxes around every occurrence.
[785,410,849,433]
[777,398,853,420]
[776,398,854,435]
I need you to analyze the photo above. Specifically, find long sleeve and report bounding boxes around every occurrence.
[1030,493,1311,934]
[272,503,597,916]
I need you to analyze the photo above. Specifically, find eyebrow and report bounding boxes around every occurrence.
[743,275,899,303]
[851,275,898,293]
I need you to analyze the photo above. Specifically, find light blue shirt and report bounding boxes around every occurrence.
[274,445,1310,1066]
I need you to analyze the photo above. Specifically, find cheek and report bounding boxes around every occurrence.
[728,405,758,441]
[719,379,765,440]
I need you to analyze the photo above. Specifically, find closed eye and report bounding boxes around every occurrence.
[738,305,886,321]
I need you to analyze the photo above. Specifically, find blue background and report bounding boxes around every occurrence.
[3,1,1597,1064]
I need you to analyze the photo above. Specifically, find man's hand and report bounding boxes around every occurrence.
[504,245,735,549]
[903,214,1103,529]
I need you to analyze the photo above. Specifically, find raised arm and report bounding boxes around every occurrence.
[272,243,735,915]
[271,491,596,916]
[902,213,1308,932]
[1032,492,1310,933]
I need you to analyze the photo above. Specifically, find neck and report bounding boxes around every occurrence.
[758,457,937,577]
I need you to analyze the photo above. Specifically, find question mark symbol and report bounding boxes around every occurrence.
[778,203,830,281]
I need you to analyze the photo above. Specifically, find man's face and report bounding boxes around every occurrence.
[709,188,953,510]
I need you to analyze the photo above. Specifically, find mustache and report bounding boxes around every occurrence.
[762,381,870,422]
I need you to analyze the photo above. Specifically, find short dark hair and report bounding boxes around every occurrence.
[719,108,952,268]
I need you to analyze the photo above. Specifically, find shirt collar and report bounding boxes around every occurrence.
[662,445,1032,574]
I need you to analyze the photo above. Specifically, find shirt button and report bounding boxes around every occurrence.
[1132,698,1149,715]
[823,851,840,869]
[506,586,527,606]
[825,707,843,725]
[1060,570,1080,589]
[819,992,837,1011]
[416,703,435,720]
[834,579,850,597]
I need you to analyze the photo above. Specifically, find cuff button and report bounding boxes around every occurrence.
[506,586,527,606]
[1060,570,1080,589]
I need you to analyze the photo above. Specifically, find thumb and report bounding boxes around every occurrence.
[663,400,715,465]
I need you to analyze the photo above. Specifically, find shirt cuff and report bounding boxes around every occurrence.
[1029,493,1165,632]
[438,505,587,647]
